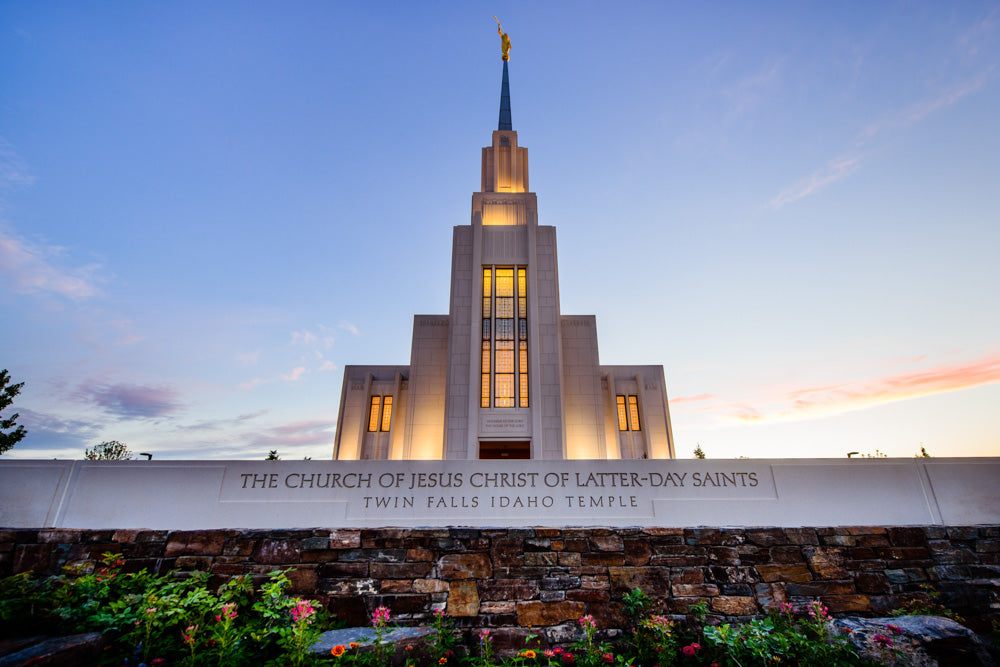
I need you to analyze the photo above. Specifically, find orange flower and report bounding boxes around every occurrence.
[350,642,360,649]
[521,650,537,659]
[331,645,346,657]
[439,658,448,664]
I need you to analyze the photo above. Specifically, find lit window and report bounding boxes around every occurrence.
[380,397,392,432]
[628,395,641,431]
[481,266,528,408]
[616,394,642,431]
[368,396,381,432]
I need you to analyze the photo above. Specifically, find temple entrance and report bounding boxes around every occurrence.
[479,440,530,459]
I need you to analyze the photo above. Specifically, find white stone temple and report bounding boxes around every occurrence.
[333,58,675,461]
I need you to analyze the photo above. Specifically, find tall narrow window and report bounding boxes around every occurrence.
[481,266,528,408]
[380,397,393,432]
[368,396,382,432]
[627,395,641,431]
[481,269,492,408]
[616,395,628,431]
[518,268,528,408]
[617,394,641,431]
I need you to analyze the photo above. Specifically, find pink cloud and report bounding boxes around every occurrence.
[671,393,716,404]
[0,232,100,300]
[728,352,1000,423]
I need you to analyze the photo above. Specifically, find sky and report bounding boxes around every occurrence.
[1,2,999,461]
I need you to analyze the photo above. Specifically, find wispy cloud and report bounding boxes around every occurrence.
[76,381,183,418]
[724,352,1000,424]
[0,140,34,190]
[671,393,716,404]
[769,10,996,212]
[281,366,307,382]
[237,349,261,365]
[245,419,337,449]
[768,155,862,210]
[0,231,102,300]
[339,321,360,337]
[722,58,784,120]
[291,325,335,349]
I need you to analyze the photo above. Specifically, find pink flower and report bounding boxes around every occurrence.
[681,643,700,657]
[544,650,555,658]
[601,653,614,663]
[873,634,893,648]
[562,652,575,664]
[218,602,237,621]
[886,624,903,635]
[579,615,596,629]
[553,648,564,654]
[291,599,315,623]
[372,605,391,627]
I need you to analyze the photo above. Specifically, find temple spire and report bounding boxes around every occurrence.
[498,60,512,131]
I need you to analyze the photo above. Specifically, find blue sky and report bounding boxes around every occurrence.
[2,2,998,460]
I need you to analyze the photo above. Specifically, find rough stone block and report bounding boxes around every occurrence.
[623,540,652,565]
[330,530,362,549]
[524,552,558,566]
[380,579,413,593]
[608,566,671,596]
[581,552,625,567]
[516,601,585,627]
[370,562,433,579]
[37,529,83,544]
[413,578,449,593]
[590,536,624,552]
[254,539,301,565]
[756,563,812,583]
[783,528,819,545]
[888,527,927,547]
[746,528,785,547]
[479,579,539,601]
[854,572,890,594]
[165,530,229,557]
[820,594,871,613]
[672,583,719,597]
[439,553,491,579]
[803,547,848,579]
[711,596,758,615]
[480,600,516,614]
[539,576,580,591]
[753,582,788,609]
[447,580,479,617]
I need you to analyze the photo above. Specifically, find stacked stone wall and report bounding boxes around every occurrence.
[3,526,999,640]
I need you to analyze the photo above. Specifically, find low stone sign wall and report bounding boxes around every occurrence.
[2,458,999,528]
[3,525,998,638]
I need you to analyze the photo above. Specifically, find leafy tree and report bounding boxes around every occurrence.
[918,446,931,457]
[693,444,706,459]
[85,440,133,460]
[0,369,27,455]
[265,449,280,460]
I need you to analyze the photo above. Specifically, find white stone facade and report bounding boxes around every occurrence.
[333,98,675,460]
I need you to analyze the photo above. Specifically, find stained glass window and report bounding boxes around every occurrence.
[616,395,628,431]
[482,265,528,409]
[380,397,392,432]
[628,396,641,431]
[368,396,382,432]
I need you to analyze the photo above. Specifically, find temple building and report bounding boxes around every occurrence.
[333,56,675,461]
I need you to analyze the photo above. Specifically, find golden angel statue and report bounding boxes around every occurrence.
[495,16,511,61]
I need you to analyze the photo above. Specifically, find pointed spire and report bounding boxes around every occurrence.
[498,60,512,131]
